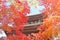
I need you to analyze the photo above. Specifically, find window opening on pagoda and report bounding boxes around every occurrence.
[31,22,33,24]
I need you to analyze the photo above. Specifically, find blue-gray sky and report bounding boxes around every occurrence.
[27,5,45,16]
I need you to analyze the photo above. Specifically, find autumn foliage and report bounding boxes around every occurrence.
[0,0,30,40]
[37,0,60,40]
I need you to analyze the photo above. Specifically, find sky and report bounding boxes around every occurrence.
[27,0,45,16]
[27,5,45,16]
